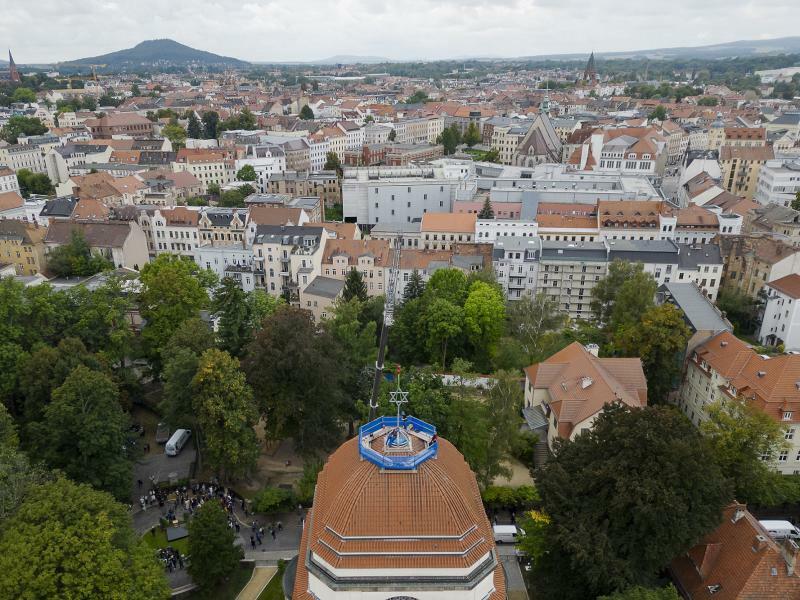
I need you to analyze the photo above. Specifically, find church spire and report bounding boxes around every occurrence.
[583,52,597,85]
[8,50,21,83]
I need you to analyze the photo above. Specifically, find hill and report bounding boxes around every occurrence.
[519,36,800,62]
[61,39,249,69]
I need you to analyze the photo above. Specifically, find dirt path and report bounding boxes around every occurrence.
[235,566,277,600]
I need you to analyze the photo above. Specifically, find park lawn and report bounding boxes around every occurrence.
[258,563,286,600]
[187,564,254,600]
[142,527,189,556]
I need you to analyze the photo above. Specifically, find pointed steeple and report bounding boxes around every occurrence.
[583,52,597,84]
[8,50,21,83]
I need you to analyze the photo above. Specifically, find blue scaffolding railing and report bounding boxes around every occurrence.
[359,416,438,470]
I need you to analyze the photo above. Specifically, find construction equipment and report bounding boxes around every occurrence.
[368,234,403,420]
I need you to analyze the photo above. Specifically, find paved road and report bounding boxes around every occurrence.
[497,544,529,600]
[236,566,277,600]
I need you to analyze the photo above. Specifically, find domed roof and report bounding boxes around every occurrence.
[308,436,495,570]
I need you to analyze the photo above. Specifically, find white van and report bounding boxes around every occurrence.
[759,520,800,541]
[165,429,191,457]
[493,524,522,544]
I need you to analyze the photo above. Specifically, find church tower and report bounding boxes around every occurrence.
[8,50,21,83]
[583,52,597,85]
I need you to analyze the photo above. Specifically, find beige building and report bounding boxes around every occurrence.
[420,212,477,250]
[299,276,344,321]
[0,219,47,275]
[524,342,647,450]
[321,238,391,297]
[720,145,774,200]
[719,234,800,298]
[44,220,149,271]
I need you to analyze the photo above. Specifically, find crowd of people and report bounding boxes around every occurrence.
[156,546,185,573]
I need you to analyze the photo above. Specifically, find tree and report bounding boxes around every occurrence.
[599,586,681,600]
[0,404,17,451]
[34,366,131,500]
[296,458,324,505]
[139,254,210,365]
[792,191,800,212]
[245,307,346,453]
[701,397,787,506]
[201,110,219,138]
[247,289,283,332]
[716,286,760,334]
[474,370,523,485]
[187,501,243,592]
[160,318,216,428]
[423,298,464,367]
[236,164,257,182]
[192,349,259,479]
[324,151,342,175]
[697,97,719,107]
[591,260,651,326]
[161,122,187,150]
[536,405,730,597]
[463,122,481,147]
[130,82,141,96]
[187,111,202,139]
[11,87,36,103]
[343,267,368,302]
[425,268,468,305]
[0,116,47,144]
[0,445,51,521]
[402,269,425,302]
[437,125,461,155]
[649,105,667,121]
[464,281,506,361]
[387,128,397,142]
[508,293,567,363]
[299,105,314,120]
[213,277,251,356]
[0,477,169,599]
[613,304,691,403]
[405,90,430,104]
[477,197,494,219]
[16,168,54,198]
[46,229,112,277]
[252,486,294,513]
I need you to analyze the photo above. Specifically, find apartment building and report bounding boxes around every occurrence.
[234,145,286,193]
[84,112,155,139]
[137,206,200,259]
[197,208,247,247]
[755,159,800,207]
[0,167,20,194]
[420,212,476,250]
[44,220,148,271]
[493,237,541,300]
[320,238,391,297]
[719,235,800,298]
[0,219,47,275]
[251,225,327,298]
[537,241,608,320]
[758,274,800,352]
[678,331,800,474]
[196,244,258,291]
[720,145,774,200]
[392,116,443,145]
[265,171,341,206]
[174,148,234,191]
[0,143,47,174]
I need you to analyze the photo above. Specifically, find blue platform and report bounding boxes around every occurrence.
[359,416,438,470]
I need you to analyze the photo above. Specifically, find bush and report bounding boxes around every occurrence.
[252,486,294,514]
[296,459,324,506]
[511,430,538,468]
[482,485,541,510]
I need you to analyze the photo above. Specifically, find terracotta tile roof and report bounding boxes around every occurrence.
[420,212,477,233]
[768,274,800,300]
[323,238,390,266]
[0,191,24,211]
[72,199,110,220]
[536,213,597,229]
[675,204,720,228]
[292,435,505,599]
[724,127,766,141]
[719,145,774,162]
[671,503,800,600]
[598,200,666,227]
[398,244,492,271]
[536,202,596,217]
[528,343,647,437]
[306,221,359,240]
[162,206,199,227]
[247,205,304,227]
[45,220,132,248]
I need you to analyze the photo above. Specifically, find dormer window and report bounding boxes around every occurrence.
[783,411,794,422]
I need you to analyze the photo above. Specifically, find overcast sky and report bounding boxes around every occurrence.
[3,0,799,63]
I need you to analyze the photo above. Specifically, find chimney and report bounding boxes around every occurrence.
[584,343,600,357]
[753,534,769,552]
[781,539,799,576]
[731,508,745,523]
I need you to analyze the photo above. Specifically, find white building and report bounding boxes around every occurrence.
[493,237,541,300]
[196,244,258,292]
[476,218,539,243]
[0,167,20,194]
[234,145,286,193]
[758,274,800,352]
[755,159,800,207]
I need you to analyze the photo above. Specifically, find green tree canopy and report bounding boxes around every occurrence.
[599,585,681,600]
[187,111,202,139]
[16,168,55,198]
[46,229,112,277]
[201,110,219,138]
[11,87,36,103]
[613,303,691,403]
[161,122,187,150]
[236,164,257,181]
[0,116,47,144]
[463,281,506,361]
[213,277,251,356]
[187,501,243,592]
[299,105,314,120]
[649,105,667,121]
[463,122,481,147]
[0,477,169,599]
[139,254,210,365]
[324,151,342,175]
[402,269,425,302]
[245,307,346,453]
[536,404,730,597]
[477,197,494,219]
[192,349,259,479]
[423,298,463,367]
[701,397,788,506]
[343,267,368,302]
[33,366,131,500]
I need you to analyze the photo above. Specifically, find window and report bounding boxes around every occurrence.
[779,450,789,462]
[787,428,796,441]
[784,411,794,421]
